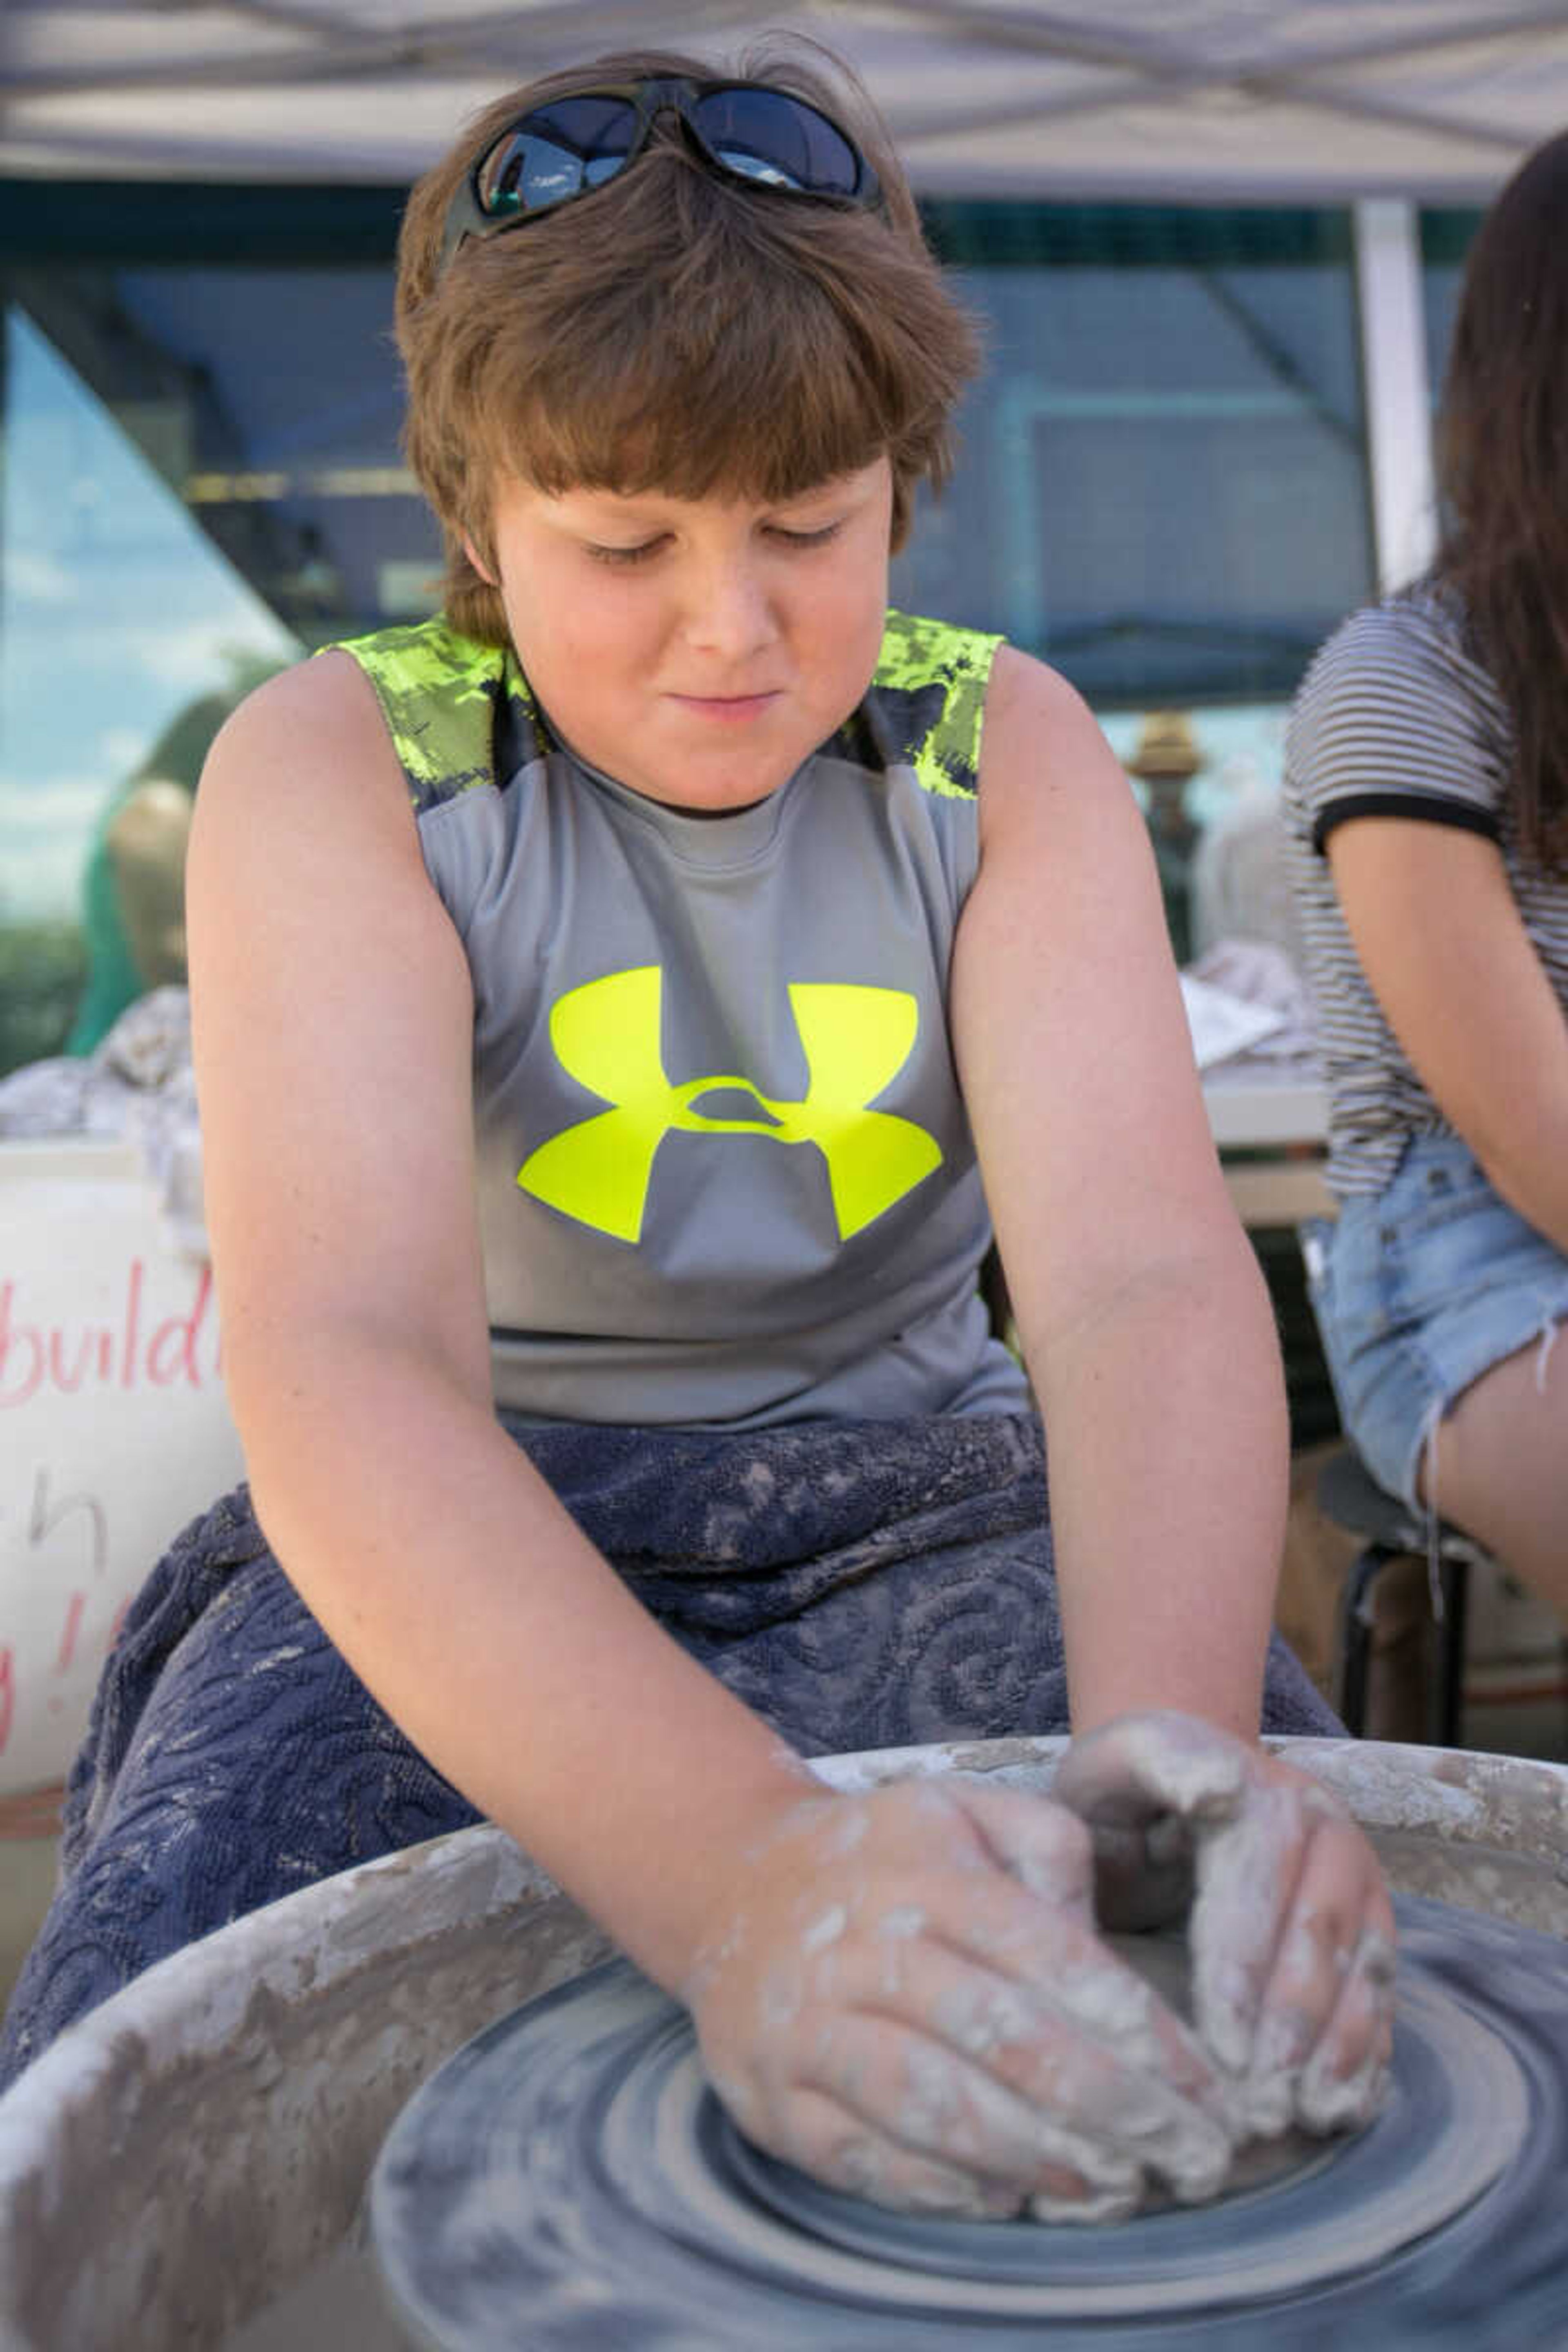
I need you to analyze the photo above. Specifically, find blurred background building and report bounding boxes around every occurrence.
[2,0,1562,1074]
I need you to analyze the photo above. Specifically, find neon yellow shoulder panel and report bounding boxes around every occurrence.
[327,608,1003,811]
[325,618,549,813]
[867,610,1004,800]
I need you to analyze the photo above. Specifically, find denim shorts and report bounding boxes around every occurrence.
[1301,1134,1568,1514]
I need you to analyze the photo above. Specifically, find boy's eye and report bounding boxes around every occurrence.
[586,537,667,567]
[768,521,843,548]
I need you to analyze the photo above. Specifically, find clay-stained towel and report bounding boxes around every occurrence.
[0,1411,1335,2085]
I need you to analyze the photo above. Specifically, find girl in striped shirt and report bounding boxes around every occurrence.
[1285,127,1568,1615]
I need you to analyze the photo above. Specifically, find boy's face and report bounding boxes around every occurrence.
[472,459,893,812]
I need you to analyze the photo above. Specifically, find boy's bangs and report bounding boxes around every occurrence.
[481,311,893,510]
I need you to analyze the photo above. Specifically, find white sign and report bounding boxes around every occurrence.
[0,1140,244,1795]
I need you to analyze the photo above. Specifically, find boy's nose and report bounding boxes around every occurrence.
[682,559,779,657]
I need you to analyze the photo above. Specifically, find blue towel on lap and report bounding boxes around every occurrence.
[0,1411,1336,2087]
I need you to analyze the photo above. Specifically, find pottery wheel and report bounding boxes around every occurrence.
[368,1894,1568,2350]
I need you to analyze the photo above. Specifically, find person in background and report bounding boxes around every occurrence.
[3,41,1391,2215]
[1125,709,1203,966]
[1285,128,1568,1616]
[65,675,276,1054]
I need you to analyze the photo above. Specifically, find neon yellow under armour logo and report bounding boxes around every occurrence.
[517,967,942,1243]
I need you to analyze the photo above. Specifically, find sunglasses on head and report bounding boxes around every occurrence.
[440,76,884,272]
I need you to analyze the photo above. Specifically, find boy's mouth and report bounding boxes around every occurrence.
[666,690,782,723]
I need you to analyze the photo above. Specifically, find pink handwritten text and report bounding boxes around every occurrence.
[0,1263,220,1410]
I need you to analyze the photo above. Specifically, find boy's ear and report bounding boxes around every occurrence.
[462,534,498,587]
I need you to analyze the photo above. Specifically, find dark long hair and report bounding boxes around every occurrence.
[1434,129,1568,866]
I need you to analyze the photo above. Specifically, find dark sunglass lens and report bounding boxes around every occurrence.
[693,89,861,196]
[476,97,640,217]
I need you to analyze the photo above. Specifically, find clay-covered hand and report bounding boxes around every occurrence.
[682,1775,1239,2223]
[1052,1711,1395,2139]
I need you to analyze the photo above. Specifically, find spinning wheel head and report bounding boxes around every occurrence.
[370,1895,1567,2350]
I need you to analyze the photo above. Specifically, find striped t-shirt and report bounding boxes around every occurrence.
[1282,579,1568,1197]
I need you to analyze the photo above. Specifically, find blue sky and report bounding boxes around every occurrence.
[0,306,298,920]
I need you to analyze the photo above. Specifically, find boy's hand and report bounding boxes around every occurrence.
[682,1775,1237,2222]
[1052,1711,1396,2137]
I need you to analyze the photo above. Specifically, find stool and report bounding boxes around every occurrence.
[1316,1446,1495,1746]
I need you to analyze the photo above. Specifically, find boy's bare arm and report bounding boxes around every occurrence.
[189,654,814,1987]
[952,645,1285,1738]
[951,644,1394,2120]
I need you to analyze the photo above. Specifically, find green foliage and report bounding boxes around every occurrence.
[0,919,88,1078]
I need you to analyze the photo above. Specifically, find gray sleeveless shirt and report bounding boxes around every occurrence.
[336,612,1027,1428]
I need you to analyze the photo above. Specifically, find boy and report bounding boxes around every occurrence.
[2,42,1390,2218]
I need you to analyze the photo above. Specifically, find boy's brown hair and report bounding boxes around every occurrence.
[395,40,980,642]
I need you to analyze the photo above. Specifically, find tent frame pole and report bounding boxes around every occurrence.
[1354,196,1437,597]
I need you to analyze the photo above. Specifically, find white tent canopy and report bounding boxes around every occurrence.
[4,0,1567,199]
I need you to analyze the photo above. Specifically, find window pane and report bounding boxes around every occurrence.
[0,237,438,1075]
[892,204,1374,966]
[895,205,1374,707]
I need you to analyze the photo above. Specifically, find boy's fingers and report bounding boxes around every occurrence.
[1196,1809,1396,2131]
[1294,1928,1397,2133]
[759,1991,1224,2215]
[822,1933,1234,2186]
[824,1873,1241,2186]
[924,1785,1234,2122]
[1188,1779,1314,2072]
[944,1777,1098,1910]
[1051,1717,1394,2104]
